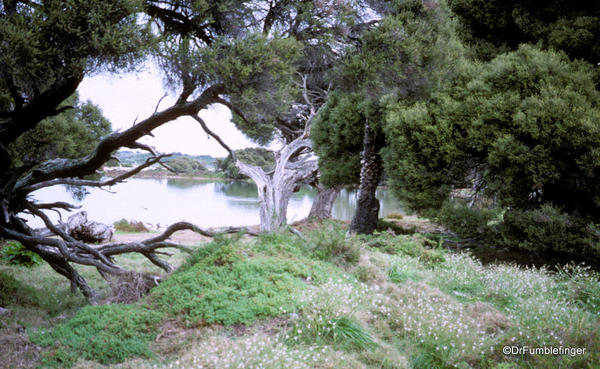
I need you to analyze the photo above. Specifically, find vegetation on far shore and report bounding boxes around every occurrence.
[1,219,598,369]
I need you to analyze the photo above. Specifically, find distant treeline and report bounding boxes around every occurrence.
[107,150,219,172]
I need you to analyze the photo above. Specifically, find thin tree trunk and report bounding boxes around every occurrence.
[309,184,341,219]
[349,122,384,234]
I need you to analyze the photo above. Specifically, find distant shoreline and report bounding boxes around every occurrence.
[102,169,234,181]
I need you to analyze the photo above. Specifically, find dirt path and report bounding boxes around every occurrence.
[109,225,261,246]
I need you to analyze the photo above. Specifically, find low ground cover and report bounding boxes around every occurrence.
[0,220,598,368]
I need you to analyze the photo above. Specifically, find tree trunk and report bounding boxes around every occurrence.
[309,184,341,219]
[236,139,318,232]
[349,122,384,235]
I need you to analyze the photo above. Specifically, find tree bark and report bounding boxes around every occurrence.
[309,183,341,219]
[349,122,384,235]
[236,139,318,232]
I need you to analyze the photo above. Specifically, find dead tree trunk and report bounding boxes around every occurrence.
[309,183,341,219]
[349,122,384,235]
[193,76,324,233]
[236,140,318,232]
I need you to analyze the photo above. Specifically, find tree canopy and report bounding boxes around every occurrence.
[312,0,461,233]
[7,93,111,167]
[447,0,600,63]
[385,45,600,217]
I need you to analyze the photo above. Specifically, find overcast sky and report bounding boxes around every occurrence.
[77,64,259,157]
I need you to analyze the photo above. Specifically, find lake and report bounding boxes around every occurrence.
[27,178,404,228]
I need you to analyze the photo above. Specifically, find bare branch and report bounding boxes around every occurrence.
[22,154,170,193]
[191,114,235,158]
[14,83,225,192]
[153,94,169,114]
[32,201,81,211]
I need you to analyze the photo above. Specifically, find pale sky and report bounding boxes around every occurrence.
[77,64,259,157]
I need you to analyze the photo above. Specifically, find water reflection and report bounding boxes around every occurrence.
[27,178,404,228]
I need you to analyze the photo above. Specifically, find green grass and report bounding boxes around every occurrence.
[1,223,599,369]
[29,304,164,367]
[152,234,342,326]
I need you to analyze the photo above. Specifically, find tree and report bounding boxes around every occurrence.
[0,0,309,300]
[150,0,380,231]
[312,0,460,234]
[385,45,600,218]
[385,0,600,217]
[7,92,111,166]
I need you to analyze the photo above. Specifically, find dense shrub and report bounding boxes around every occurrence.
[437,201,500,240]
[437,202,600,258]
[496,206,600,257]
[153,239,309,325]
[362,233,445,267]
[165,156,207,174]
[306,221,360,264]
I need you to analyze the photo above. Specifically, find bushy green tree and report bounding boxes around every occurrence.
[386,45,600,216]
[7,93,111,166]
[383,1,600,257]
[311,94,371,187]
[312,0,461,234]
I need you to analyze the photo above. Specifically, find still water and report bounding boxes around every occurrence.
[27,178,404,228]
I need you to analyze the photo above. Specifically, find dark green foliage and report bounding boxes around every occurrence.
[7,93,111,166]
[312,94,368,187]
[165,156,207,174]
[437,202,600,258]
[0,0,149,111]
[437,202,500,240]
[160,33,303,144]
[312,0,462,191]
[0,240,43,267]
[216,147,274,179]
[496,206,600,258]
[386,45,600,218]
[448,0,600,63]
[30,305,164,368]
[113,219,149,233]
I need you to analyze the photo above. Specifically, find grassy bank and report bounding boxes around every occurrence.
[1,221,599,368]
